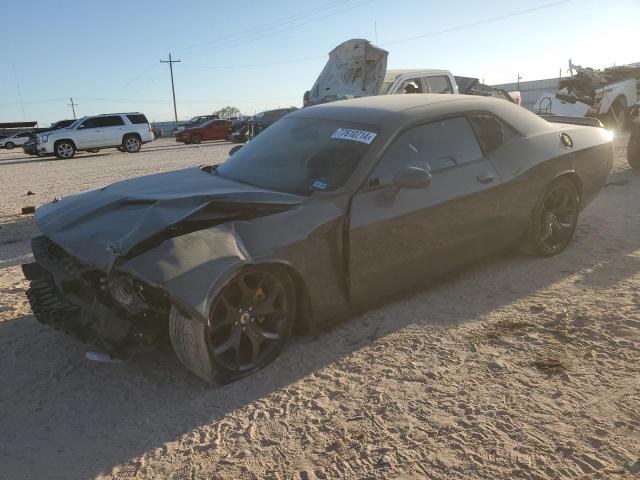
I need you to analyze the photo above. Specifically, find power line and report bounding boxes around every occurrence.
[380,0,571,46]
[180,0,377,60]
[177,0,571,70]
[160,53,181,124]
[181,54,326,70]
[175,0,353,57]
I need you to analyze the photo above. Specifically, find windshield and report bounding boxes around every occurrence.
[66,117,86,129]
[216,117,378,196]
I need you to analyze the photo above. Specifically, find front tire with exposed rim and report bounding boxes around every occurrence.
[54,141,75,159]
[123,135,141,153]
[5,142,15,149]
[520,177,579,257]
[170,267,296,384]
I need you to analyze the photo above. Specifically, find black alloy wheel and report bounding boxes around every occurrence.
[206,270,291,372]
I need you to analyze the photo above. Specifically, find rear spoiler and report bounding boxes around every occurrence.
[539,115,605,128]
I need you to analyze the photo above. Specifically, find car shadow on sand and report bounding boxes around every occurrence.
[1,170,639,479]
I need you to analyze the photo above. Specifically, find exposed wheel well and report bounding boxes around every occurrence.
[122,132,141,143]
[554,172,582,205]
[258,263,313,334]
[54,139,76,148]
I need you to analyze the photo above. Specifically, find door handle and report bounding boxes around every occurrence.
[476,172,495,184]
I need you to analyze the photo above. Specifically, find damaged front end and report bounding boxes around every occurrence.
[22,166,304,358]
[23,236,170,357]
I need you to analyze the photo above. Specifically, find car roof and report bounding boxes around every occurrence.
[290,94,553,135]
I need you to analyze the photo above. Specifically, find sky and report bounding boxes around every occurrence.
[1,0,637,125]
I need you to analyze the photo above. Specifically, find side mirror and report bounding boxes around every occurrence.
[393,166,432,189]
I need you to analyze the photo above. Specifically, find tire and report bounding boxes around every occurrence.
[169,267,296,384]
[123,134,141,153]
[628,125,640,169]
[520,177,579,257]
[87,148,100,153]
[5,142,15,150]
[191,133,202,144]
[54,140,76,159]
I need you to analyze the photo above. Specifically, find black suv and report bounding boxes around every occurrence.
[22,119,75,155]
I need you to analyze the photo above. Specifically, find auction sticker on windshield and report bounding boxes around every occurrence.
[331,128,377,144]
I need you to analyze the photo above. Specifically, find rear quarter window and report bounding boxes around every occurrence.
[127,114,149,124]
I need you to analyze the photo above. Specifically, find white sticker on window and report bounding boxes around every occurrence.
[331,128,377,144]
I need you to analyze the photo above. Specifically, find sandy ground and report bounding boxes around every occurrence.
[0,135,639,479]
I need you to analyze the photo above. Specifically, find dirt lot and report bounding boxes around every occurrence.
[1,135,639,479]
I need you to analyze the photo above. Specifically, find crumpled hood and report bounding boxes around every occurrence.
[35,166,302,271]
[306,39,388,105]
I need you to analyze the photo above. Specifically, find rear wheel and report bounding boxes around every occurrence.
[54,141,75,159]
[170,267,296,384]
[520,177,579,257]
[5,142,15,149]
[123,135,141,153]
[191,133,202,144]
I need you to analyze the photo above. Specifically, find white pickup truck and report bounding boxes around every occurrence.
[534,61,637,129]
[304,39,518,106]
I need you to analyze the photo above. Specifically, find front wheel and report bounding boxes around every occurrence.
[191,133,202,144]
[520,177,579,257]
[169,267,296,384]
[54,141,76,159]
[5,142,15,149]
[123,135,141,153]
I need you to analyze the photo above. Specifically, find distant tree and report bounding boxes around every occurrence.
[214,106,242,118]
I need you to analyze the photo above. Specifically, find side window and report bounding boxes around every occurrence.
[126,114,148,124]
[80,117,100,128]
[99,116,125,127]
[468,113,519,155]
[370,117,483,185]
[398,78,424,94]
[426,76,453,94]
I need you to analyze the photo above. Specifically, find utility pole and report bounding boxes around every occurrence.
[516,74,522,90]
[160,53,181,124]
[68,97,78,119]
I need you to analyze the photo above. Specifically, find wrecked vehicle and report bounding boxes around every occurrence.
[304,39,518,106]
[535,61,638,129]
[230,107,298,143]
[23,94,613,384]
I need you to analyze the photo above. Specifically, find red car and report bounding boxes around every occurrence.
[175,119,233,144]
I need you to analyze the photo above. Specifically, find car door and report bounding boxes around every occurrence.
[75,117,104,148]
[16,132,32,145]
[348,116,503,305]
[98,115,126,146]
[210,120,227,140]
[466,112,531,247]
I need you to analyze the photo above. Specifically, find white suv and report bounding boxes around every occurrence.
[37,113,155,159]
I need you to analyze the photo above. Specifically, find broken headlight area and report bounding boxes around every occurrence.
[22,236,170,358]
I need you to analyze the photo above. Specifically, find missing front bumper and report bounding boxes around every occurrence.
[23,236,169,357]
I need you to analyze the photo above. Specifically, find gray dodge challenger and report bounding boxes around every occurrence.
[22,94,613,383]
